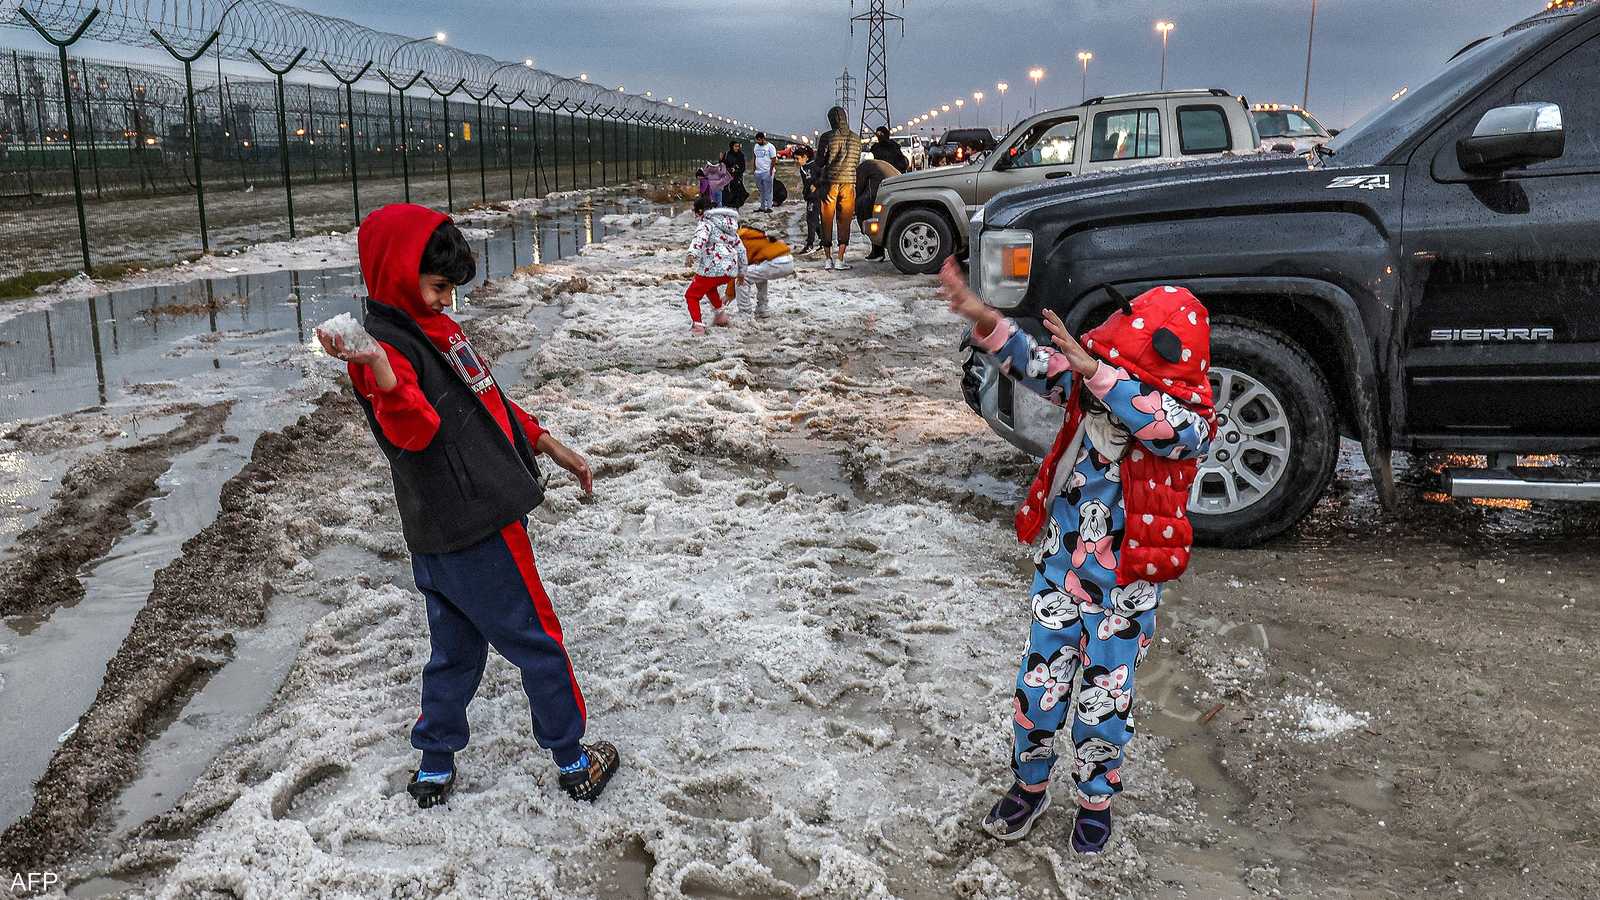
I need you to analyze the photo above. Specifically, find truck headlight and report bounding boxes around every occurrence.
[978,228,1033,308]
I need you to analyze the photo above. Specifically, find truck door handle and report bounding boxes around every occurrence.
[1045,170,1071,179]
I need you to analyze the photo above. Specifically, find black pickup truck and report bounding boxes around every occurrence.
[962,2,1600,546]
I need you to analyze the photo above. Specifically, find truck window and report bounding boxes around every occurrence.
[1091,108,1161,162]
[1511,33,1600,173]
[1177,105,1231,154]
[1006,117,1079,168]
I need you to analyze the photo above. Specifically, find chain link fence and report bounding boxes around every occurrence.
[1,45,732,282]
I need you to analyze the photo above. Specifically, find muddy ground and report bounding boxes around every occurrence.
[1,201,1597,899]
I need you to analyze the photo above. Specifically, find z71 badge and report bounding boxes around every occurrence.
[1326,174,1391,190]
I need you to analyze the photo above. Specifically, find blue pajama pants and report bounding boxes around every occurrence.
[1012,562,1160,810]
[410,520,586,771]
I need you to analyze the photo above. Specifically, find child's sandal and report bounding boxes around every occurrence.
[981,783,1050,841]
[1071,806,1114,854]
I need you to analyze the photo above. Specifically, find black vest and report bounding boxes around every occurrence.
[356,302,544,554]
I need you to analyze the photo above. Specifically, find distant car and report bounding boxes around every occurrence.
[778,144,798,159]
[1251,103,1333,153]
[892,133,928,169]
[867,90,1260,274]
[927,128,997,167]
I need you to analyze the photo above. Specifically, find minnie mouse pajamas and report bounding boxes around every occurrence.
[974,319,1211,810]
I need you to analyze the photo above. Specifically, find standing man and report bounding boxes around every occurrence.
[868,126,910,174]
[751,133,780,212]
[815,106,862,271]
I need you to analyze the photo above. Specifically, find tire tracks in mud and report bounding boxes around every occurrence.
[0,390,362,873]
[0,403,232,618]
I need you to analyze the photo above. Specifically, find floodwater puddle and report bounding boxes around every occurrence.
[0,200,640,424]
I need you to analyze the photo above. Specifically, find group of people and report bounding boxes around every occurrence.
[695,132,783,212]
[681,105,928,335]
[313,105,1219,860]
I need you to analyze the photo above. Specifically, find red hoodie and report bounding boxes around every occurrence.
[351,204,546,453]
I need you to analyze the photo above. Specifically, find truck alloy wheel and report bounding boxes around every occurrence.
[1191,367,1291,514]
[889,211,954,275]
[1187,321,1338,548]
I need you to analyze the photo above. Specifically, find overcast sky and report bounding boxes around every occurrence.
[7,0,1550,137]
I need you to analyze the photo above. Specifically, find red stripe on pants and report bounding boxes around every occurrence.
[500,521,587,720]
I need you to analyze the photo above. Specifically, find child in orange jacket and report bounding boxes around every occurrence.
[723,225,796,319]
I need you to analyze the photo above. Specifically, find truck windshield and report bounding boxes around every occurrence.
[1325,15,1562,162]
[1254,110,1325,138]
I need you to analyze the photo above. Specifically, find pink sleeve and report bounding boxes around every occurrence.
[971,317,1012,353]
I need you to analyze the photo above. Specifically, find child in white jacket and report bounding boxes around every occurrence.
[684,196,747,335]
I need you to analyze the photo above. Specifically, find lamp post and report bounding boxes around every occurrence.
[1077,51,1093,102]
[996,82,1009,131]
[1028,67,1045,114]
[1302,0,1318,110]
[955,98,964,126]
[477,58,532,203]
[378,32,446,203]
[1155,21,1175,90]
[972,91,984,131]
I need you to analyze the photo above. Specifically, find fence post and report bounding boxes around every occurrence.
[598,106,610,187]
[528,95,546,198]
[247,47,307,239]
[306,82,318,183]
[320,59,373,227]
[377,69,424,203]
[585,106,595,187]
[78,59,103,198]
[423,77,464,212]
[149,26,223,254]
[17,6,100,273]
[501,89,520,201]
[464,82,495,205]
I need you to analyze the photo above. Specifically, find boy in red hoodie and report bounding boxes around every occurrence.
[316,204,619,808]
[941,259,1214,854]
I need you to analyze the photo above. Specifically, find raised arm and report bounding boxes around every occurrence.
[1085,364,1212,461]
[346,342,441,452]
[969,316,1075,406]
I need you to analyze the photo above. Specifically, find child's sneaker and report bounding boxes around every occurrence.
[1071,805,1114,854]
[713,311,732,327]
[822,257,836,271]
[833,257,852,271]
[981,782,1050,841]
[407,769,457,809]
[558,741,620,802]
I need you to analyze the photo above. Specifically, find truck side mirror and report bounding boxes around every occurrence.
[1457,102,1564,173]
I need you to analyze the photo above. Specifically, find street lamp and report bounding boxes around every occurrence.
[1302,0,1319,109]
[955,97,965,126]
[997,82,1009,131]
[1077,51,1094,102]
[1028,67,1044,113]
[972,90,984,129]
[1155,21,1175,90]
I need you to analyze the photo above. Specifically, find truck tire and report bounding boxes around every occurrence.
[888,210,956,275]
[1189,319,1338,548]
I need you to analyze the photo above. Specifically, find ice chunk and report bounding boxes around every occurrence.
[313,312,376,354]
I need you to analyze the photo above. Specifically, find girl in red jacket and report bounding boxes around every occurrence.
[940,259,1214,854]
